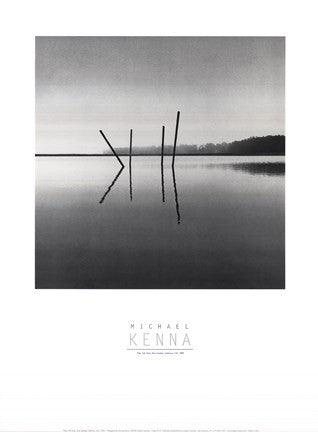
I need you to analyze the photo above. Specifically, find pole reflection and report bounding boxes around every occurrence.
[172,165,181,224]
[99,166,124,204]
[129,129,133,201]
[161,164,165,203]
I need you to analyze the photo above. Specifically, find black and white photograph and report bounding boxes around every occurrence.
[36,36,285,289]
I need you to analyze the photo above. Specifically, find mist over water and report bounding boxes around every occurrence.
[35,156,285,289]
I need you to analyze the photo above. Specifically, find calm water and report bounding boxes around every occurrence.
[35,156,285,289]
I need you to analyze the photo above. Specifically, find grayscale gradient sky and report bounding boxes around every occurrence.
[36,37,285,153]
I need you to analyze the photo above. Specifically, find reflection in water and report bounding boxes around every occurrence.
[99,166,124,204]
[129,157,133,201]
[36,156,284,289]
[172,165,181,224]
[99,161,283,217]
[207,162,285,177]
[129,129,133,201]
[99,160,284,221]
[161,163,165,203]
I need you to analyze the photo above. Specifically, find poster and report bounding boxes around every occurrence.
[1,1,318,431]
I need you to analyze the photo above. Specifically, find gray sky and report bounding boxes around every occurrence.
[36,37,285,153]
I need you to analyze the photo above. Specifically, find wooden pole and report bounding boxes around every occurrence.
[129,129,133,160]
[99,130,125,168]
[161,125,165,166]
[172,111,180,167]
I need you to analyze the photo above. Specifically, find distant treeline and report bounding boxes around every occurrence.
[103,135,285,155]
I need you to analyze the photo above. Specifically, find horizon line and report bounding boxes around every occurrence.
[35,153,285,157]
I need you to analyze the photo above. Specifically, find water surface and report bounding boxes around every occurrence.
[36,156,285,289]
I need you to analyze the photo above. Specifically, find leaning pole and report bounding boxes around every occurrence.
[172,111,180,167]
